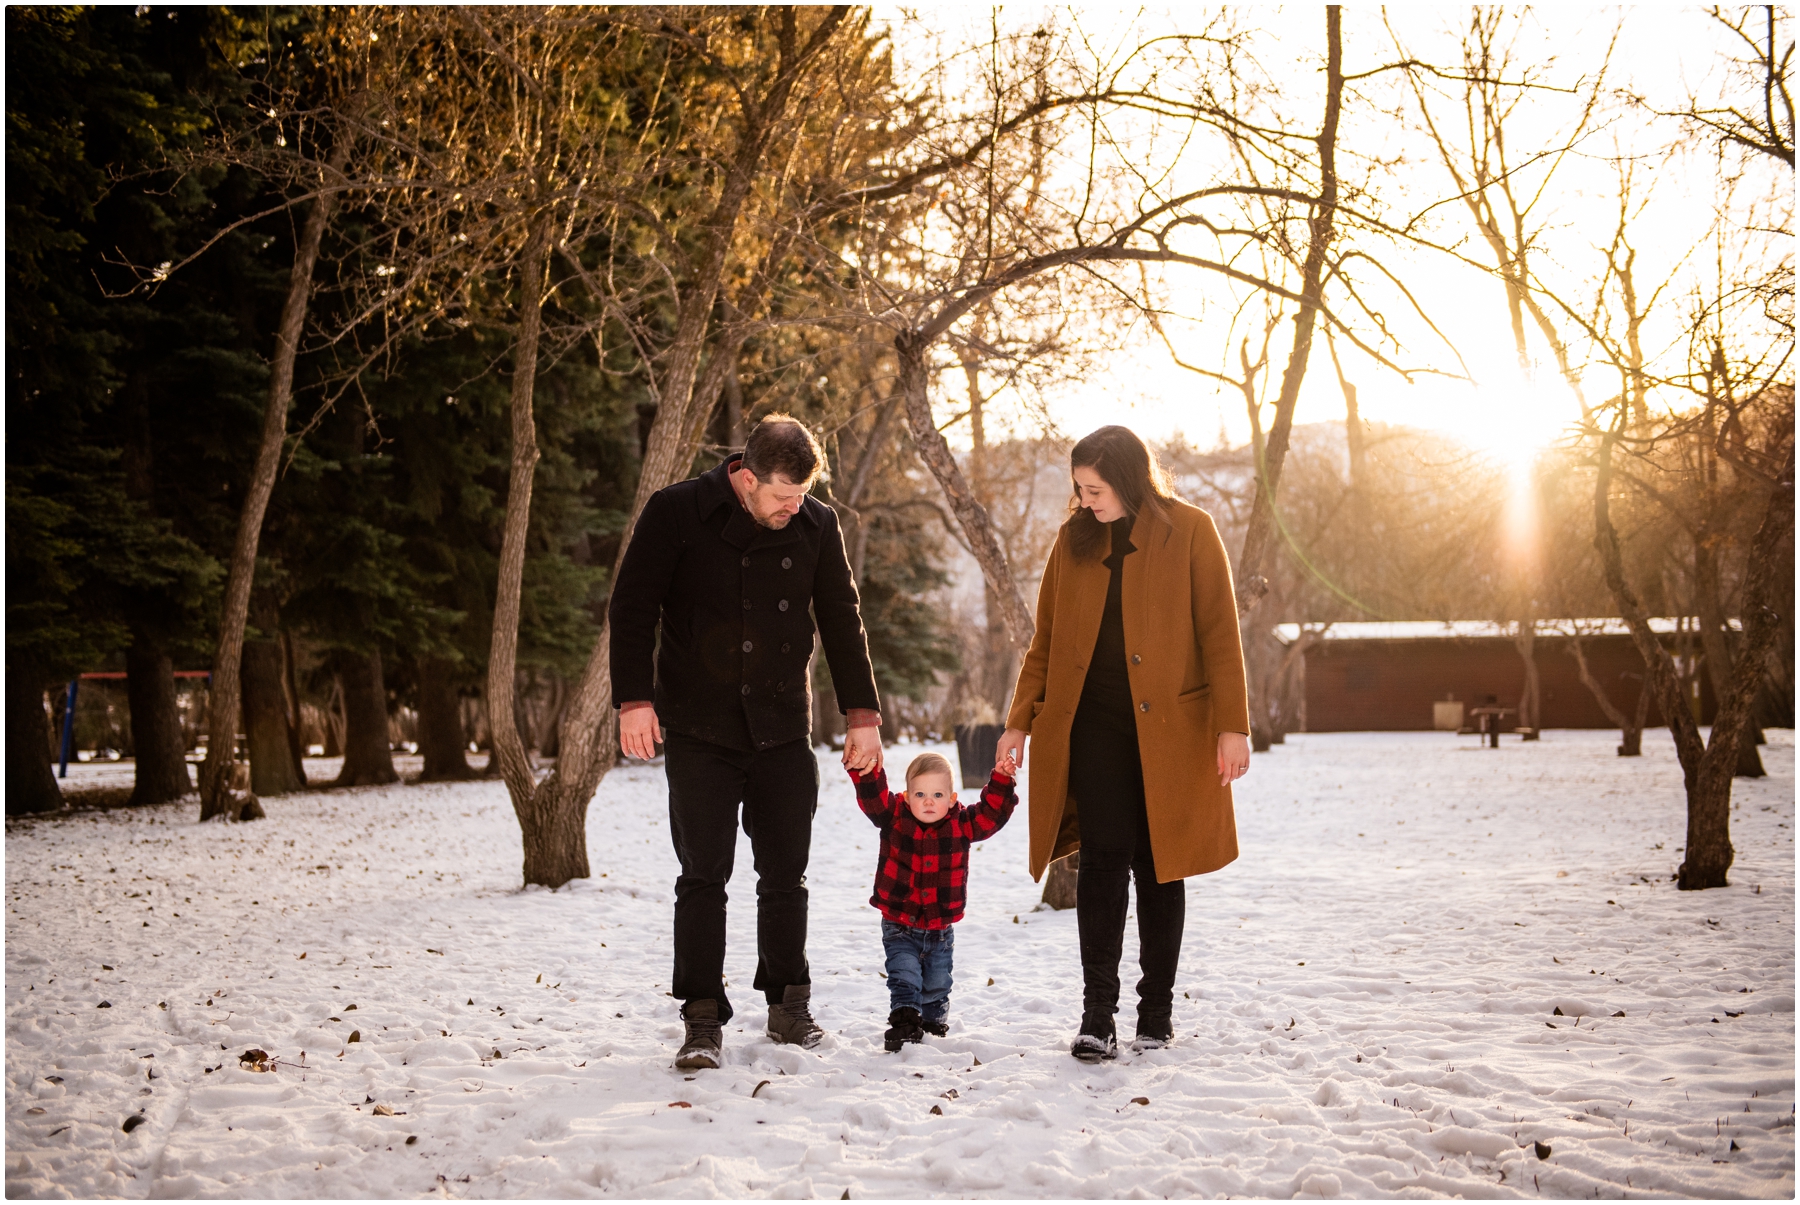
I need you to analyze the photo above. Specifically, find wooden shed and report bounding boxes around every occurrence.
[1274,620,1721,733]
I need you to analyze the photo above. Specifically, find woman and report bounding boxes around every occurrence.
[996,425,1251,1061]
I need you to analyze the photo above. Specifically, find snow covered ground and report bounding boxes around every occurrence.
[6,729,1793,1199]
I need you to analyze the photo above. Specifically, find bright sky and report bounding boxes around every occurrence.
[878,6,1791,467]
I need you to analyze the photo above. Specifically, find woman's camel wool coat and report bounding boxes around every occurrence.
[1006,498,1250,884]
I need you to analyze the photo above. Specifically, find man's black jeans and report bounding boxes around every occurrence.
[664,730,818,1024]
[1068,701,1185,1029]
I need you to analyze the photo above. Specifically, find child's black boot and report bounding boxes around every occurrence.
[920,1018,948,1037]
[883,1007,925,1052]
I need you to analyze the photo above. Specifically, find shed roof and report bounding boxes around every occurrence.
[1272,618,1737,644]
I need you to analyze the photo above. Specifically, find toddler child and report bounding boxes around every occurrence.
[849,749,1018,1051]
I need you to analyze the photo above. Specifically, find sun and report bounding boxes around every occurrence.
[1455,381,1579,479]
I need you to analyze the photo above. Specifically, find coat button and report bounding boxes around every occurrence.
[776,681,786,692]
[742,640,753,652]
[778,599,789,612]
[1139,701,1150,712]
[1131,654,1141,664]
[781,557,792,569]
[781,643,791,654]
[742,556,750,568]
[742,599,751,610]
[741,685,751,696]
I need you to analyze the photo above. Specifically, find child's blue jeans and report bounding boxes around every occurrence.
[881,919,954,1025]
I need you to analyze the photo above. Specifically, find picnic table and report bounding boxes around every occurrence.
[1465,705,1516,749]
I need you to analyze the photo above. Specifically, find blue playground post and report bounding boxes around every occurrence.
[57,679,78,779]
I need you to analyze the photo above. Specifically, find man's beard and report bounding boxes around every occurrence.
[752,509,794,530]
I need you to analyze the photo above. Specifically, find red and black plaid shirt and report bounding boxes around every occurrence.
[850,765,1018,930]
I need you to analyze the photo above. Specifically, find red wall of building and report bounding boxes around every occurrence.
[1300,635,1704,732]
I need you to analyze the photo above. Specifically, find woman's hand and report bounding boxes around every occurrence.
[1217,731,1249,785]
[995,727,1027,776]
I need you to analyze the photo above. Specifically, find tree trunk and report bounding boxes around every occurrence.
[7,668,62,815]
[1235,7,1344,614]
[1041,852,1079,910]
[503,13,852,889]
[415,655,474,781]
[199,133,353,819]
[1694,539,1766,778]
[962,348,1016,713]
[322,673,345,758]
[895,330,1035,648]
[281,630,308,779]
[1623,679,1652,757]
[1568,632,1646,757]
[1512,622,1540,734]
[124,635,193,805]
[1593,423,1794,890]
[242,598,307,797]
[334,649,397,788]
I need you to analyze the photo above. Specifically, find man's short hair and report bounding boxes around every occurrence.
[904,752,954,786]
[742,414,823,485]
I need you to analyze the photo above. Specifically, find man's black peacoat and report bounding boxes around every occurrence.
[608,455,881,752]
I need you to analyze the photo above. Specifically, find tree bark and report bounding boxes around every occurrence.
[415,654,474,781]
[125,635,194,805]
[7,668,62,815]
[333,649,397,787]
[1235,6,1344,614]
[199,132,353,819]
[242,598,307,797]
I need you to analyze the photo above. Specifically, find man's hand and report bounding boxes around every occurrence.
[842,725,883,774]
[1217,731,1250,785]
[619,706,663,761]
[995,728,1027,775]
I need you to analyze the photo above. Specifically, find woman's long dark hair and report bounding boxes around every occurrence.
[1064,425,1177,560]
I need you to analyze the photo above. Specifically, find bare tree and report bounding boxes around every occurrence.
[1592,395,1791,889]
[382,7,879,886]
[819,7,1426,652]
[196,124,357,820]
[1562,623,1653,756]
[1668,6,1794,167]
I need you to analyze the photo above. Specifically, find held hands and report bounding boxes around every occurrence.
[995,728,1026,777]
[619,706,662,761]
[1217,731,1250,786]
[842,725,883,774]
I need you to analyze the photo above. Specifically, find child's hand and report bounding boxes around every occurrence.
[994,748,1019,779]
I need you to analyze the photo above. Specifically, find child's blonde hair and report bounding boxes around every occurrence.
[904,752,954,786]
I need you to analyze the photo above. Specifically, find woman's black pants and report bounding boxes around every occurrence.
[1068,701,1185,1028]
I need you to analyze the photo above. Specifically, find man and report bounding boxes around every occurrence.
[610,413,883,1070]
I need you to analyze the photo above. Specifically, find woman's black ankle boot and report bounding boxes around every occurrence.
[1071,1009,1118,1062]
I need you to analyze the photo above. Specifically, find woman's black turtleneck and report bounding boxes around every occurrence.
[1077,513,1137,716]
